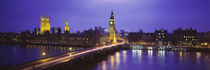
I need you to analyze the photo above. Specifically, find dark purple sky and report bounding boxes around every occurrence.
[0,0,210,33]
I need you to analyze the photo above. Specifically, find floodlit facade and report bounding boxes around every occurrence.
[109,11,117,44]
[65,20,70,34]
[40,16,50,35]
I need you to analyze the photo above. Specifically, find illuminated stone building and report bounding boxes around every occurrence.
[173,28,198,46]
[40,16,50,35]
[64,20,70,34]
[109,11,117,43]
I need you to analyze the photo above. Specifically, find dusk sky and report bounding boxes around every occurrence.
[0,0,210,33]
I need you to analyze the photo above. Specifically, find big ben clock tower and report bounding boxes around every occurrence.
[109,11,117,44]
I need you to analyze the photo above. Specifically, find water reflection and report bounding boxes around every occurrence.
[158,50,165,56]
[148,50,153,57]
[122,50,127,63]
[196,52,201,59]
[94,50,210,70]
[138,50,142,56]
[196,52,201,64]
[179,52,183,63]
[115,52,120,65]
[132,50,142,61]
[110,55,114,69]
[179,52,183,57]
[102,61,106,70]
[0,45,84,66]
[132,50,142,57]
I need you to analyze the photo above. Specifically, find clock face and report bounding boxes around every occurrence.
[110,22,113,24]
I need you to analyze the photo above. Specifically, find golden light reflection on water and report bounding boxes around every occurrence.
[179,52,183,63]
[115,52,120,65]
[158,50,160,56]
[123,50,127,63]
[110,55,114,68]
[138,50,142,56]
[138,50,142,60]
[196,52,201,59]
[180,52,183,57]
[102,61,107,70]
[196,52,201,64]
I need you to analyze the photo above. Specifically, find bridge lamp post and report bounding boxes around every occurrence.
[69,53,72,60]
[42,52,46,56]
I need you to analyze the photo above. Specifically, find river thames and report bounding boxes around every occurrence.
[0,45,82,67]
[92,50,210,70]
[1,45,210,70]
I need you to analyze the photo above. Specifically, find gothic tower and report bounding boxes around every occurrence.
[40,16,50,35]
[64,20,70,34]
[109,11,117,43]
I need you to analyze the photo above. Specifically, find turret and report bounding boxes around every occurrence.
[110,11,115,19]
[40,15,51,35]
[65,19,70,34]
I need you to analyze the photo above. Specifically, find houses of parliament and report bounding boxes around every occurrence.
[38,16,70,35]
[32,11,118,46]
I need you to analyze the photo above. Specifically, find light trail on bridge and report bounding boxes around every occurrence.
[12,42,125,70]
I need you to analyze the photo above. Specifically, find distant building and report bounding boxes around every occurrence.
[0,32,19,43]
[33,28,40,35]
[173,28,198,47]
[205,31,210,42]
[60,28,100,46]
[142,33,155,42]
[51,27,61,35]
[20,30,32,42]
[128,32,143,42]
[104,28,109,34]
[198,31,210,47]
[95,26,107,36]
[40,16,50,35]
[154,28,168,46]
[119,30,125,37]
[120,30,128,38]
